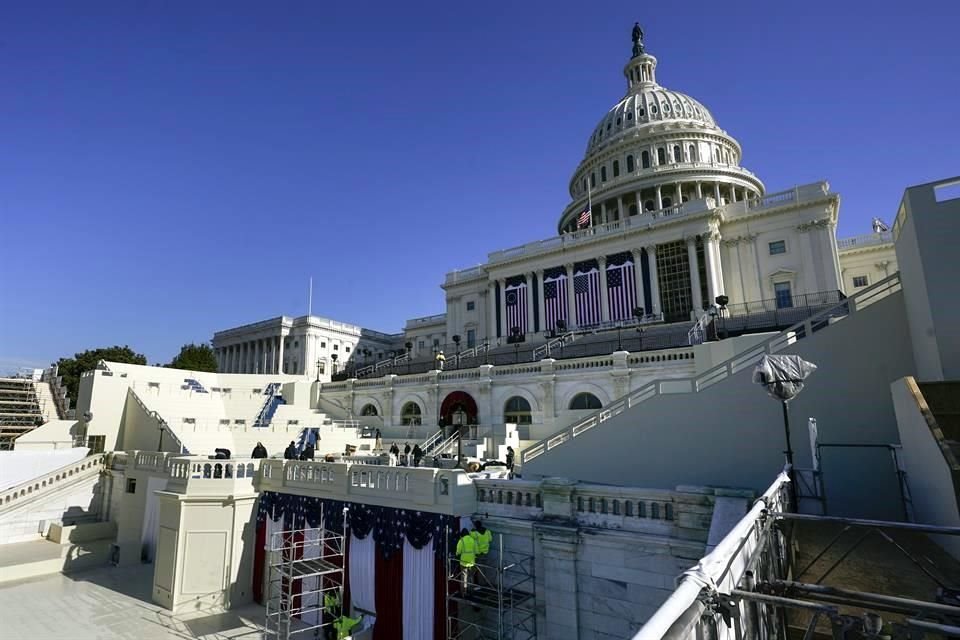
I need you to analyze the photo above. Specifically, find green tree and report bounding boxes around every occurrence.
[57,345,147,402]
[167,343,218,372]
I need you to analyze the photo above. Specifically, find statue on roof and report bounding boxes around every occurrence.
[631,22,645,57]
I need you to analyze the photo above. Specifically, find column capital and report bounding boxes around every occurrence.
[563,262,574,272]
[644,243,657,254]
[631,247,643,257]
[703,229,722,242]
[596,254,607,267]
[535,268,544,276]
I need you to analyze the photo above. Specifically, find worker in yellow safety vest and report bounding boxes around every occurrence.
[471,520,492,556]
[455,527,477,593]
[333,614,361,639]
[323,589,341,617]
[435,350,445,371]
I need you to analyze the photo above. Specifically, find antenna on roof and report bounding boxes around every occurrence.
[308,276,313,316]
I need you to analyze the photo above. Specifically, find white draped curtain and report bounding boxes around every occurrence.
[140,477,168,562]
[349,532,376,614]
[402,538,434,640]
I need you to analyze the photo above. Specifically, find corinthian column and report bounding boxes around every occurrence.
[645,245,661,316]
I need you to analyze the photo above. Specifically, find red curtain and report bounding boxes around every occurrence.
[252,519,266,604]
[434,553,451,640]
[373,547,404,640]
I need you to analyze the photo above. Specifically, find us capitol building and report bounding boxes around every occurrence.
[212,28,896,379]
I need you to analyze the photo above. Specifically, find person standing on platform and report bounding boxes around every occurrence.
[251,442,268,458]
[435,350,445,371]
[300,442,315,461]
[403,443,411,466]
[506,446,515,476]
[412,444,423,467]
[456,527,478,594]
[471,520,492,557]
[374,428,382,451]
[284,441,297,460]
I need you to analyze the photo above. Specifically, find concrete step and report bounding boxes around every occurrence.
[47,520,116,544]
[0,537,114,585]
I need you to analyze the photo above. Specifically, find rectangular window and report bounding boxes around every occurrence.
[418,340,425,350]
[318,362,325,374]
[466,301,475,311]
[321,341,326,348]
[126,478,137,494]
[467,329,476,348]
[613,160,620,177]
[433,339,440,347]
[333,344,338,350]
[774,282,793,309]
[853,275,869,288]
[345,346,350,353]
[768,240,786,255]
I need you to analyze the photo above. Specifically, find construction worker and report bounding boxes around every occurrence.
[435,350,445,371]
[333,613,361,639]
[323,588,341,617]
[455,527,478,594]
[471,520,492,556]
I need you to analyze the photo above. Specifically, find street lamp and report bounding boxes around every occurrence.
[330,353,338,376]
[404,341,413,374]
[715,295,729,339]
[316,358,322,382]
[633,306,646,351]
[483,340,489,365]
[509,326,522,363]
[452,334,461,370]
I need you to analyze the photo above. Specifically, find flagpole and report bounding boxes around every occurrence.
[588,185,593,228]
[308,277,313,316]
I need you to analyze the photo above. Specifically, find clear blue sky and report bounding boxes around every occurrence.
[1,0,957,370]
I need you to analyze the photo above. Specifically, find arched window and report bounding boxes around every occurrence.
[401,402,422,426]
[361,404,378,416]
[657,148,666,165]
[613,160,620,177]
[673,145,682,162]
[569,393,602,410]
[590,173,596,188]
[626,155,635,172]
[504,396,532,425]
[644,199,655,211]
[713,146,720,162]
[582,178,587,193]
[601,166,607,182]
[689,144,697,162]
[629,203,638,216]
[663,196,672,207]
[641,151,650,169]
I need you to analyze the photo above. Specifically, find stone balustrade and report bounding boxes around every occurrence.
[0,453,107,510]
[164,456,259,496]
[257,459,477,516]
[133,451,176,474]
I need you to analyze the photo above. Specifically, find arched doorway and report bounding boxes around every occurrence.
[440,391,479,428]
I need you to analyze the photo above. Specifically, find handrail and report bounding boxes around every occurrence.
[532,332,576,360]
[420,429,446,454]
[522,272,902,464]
[687,306,717,346]
[0,453,107,513]
[127,388,189,454]
[253,382,283,428]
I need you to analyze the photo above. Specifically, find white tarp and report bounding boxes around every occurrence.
[752,354,817,402]
[0,447,90,491]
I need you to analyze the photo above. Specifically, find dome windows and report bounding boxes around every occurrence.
[673,145,682,162]
[689,144,698,162]
[590,173,596,188]
[601,166,607,182]
[616,117,621,126]
[651,104,658,114]
[627,112,633,121]
[639,107,645,117]
[641,151,650,169]
[657,148,666,165]
[606,121,612,131]
[626,155,635,172]
[613,160,620,177]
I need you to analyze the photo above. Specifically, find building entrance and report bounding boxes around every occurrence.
[439,391,478,430]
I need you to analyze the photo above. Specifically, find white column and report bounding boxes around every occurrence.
[598,256,610,322]
[655,185,663,211]
[675,183,682,206]
[730,186,738,203]
[278,336,285,374]
[487,281,497,341]
[645,245,661,315]
[498,278,508,338]
[696,182,703,199]
[713,182,722,204]
[526,274,535,334]
[704,231,724,304]
[600,201,607,225]
[687,237,704,313]
[228,346,234,373]
[565,263,576,327]
[536,269,546,333]
[635,191,643,216]
[616,196,624,221]
[631,249,646,313]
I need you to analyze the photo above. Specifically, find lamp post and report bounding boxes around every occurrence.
[616,322,623,351]
[483,340,489,365]
[452,334,461,370]
[509,326,522,363]
[633,306,645,351]
[555,319,566,358]
[715,295,729,339]
[316,358,322,382]
[405,341,413,374]
[330,353,338,376]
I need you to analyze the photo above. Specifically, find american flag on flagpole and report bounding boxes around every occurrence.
[505,284,528,335]
[575,270,601,326]
[543,276,568,331]
[607,260,638,321]
[577,207,592,229]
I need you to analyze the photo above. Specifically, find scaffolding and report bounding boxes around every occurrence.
[265,523,346,640]
[445,529,537,640]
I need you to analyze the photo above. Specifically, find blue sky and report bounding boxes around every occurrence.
[1,0,957,370]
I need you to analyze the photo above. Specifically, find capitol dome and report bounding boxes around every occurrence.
[558,30,765,233]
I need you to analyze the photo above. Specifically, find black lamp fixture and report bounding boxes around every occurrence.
[452,334,461,370]
[315,358,322,382]
[509,326,523,363]
[330,353,338,375]
[715,295,729,338]
[404,341,413,374]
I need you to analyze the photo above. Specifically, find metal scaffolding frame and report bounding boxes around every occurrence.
[445,528,537,640]
[265,523,346,640]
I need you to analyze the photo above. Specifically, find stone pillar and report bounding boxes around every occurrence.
[655,185,663,211]
[598,255,610,322]
[675,182,682,205]
[704,230,724,304]
[278,336,285,375]
[564,263,576,328]
[730,186,738,202]
[714,182,722,204]
[487,281,497,341]
[646,245,661,315]
[534,512,580,638]
[687,236,704,313]
[600,201,607,225]
[526,273,536,335]
[536,269,546,333]
[696,181,703,199]
[616,196,624,221]
[498,278,508,338]
[631,249,646,313]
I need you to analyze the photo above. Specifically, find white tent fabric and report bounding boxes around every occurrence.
[402,538,434,640]
[301,527,322,625]
[349,532,376,614]
[140,476,168,562]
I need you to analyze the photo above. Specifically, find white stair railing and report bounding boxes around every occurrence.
[522,273,902,465]
[687,306,717,346]
[420,428,445,454]
[532,332,577,360]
